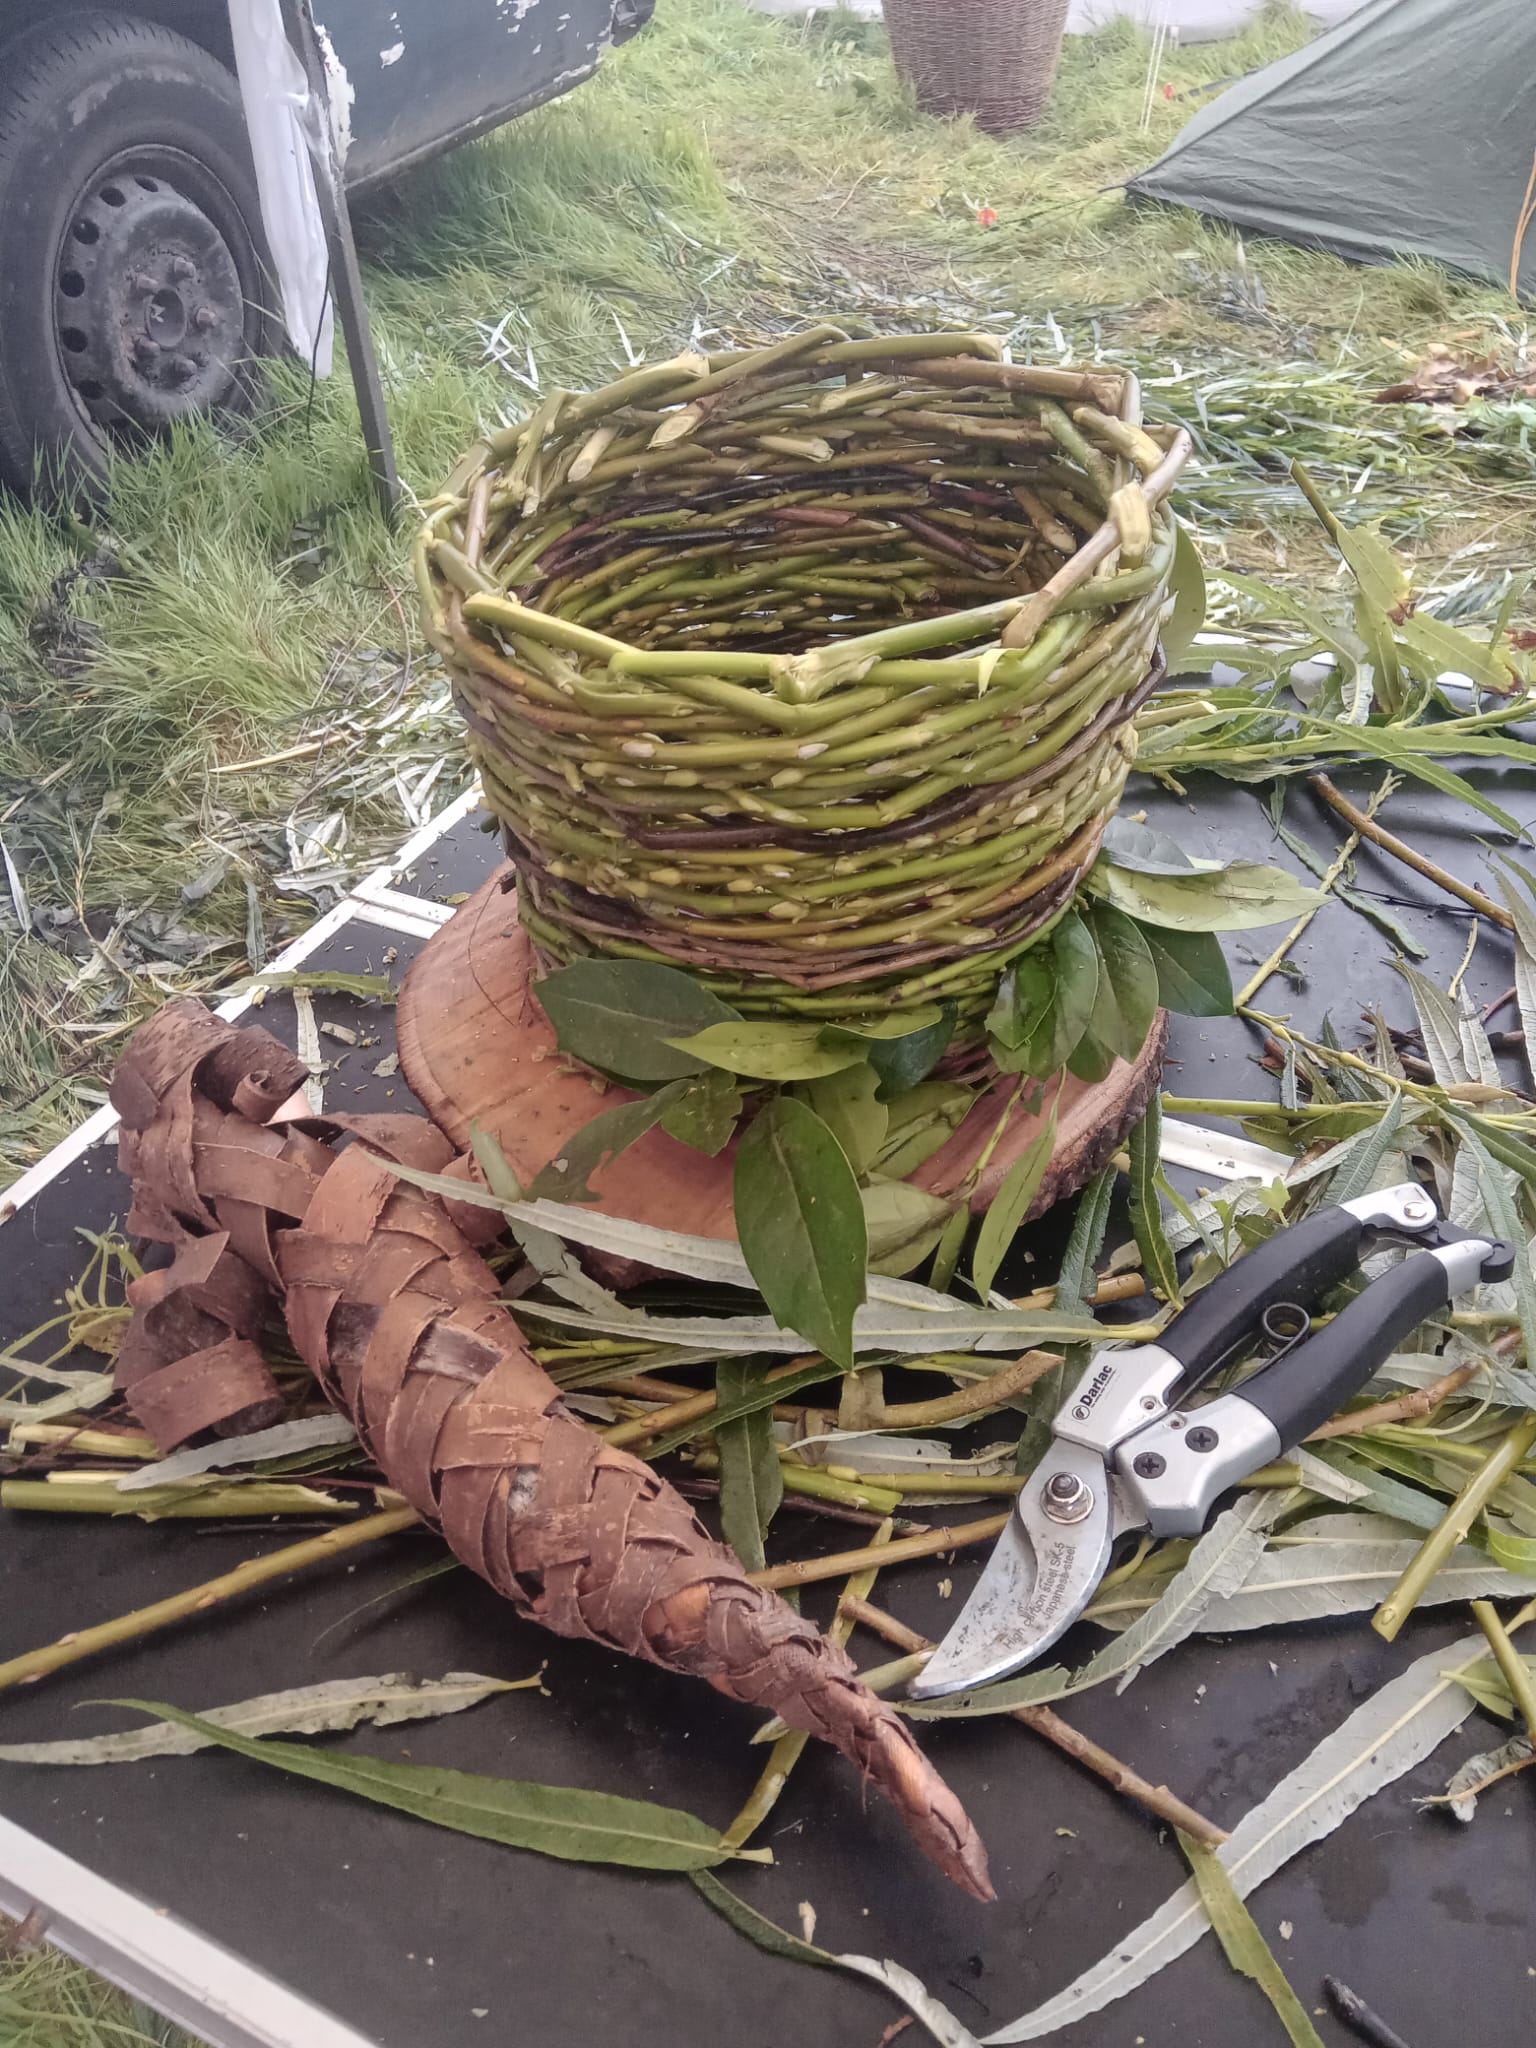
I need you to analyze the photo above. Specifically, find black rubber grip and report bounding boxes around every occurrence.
[1240,1252,1452,1449]
[1159,1206,1367,1385]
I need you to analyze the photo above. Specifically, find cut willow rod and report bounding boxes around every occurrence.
[839,1598,1228,1848]
[1309,772,1513,928]
[749,1511,1010,1592]
[1373,1413,1536,1640]
[1471,1598,1536,1734]
[0,1507,421,1694]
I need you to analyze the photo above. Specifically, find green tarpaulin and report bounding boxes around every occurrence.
[1128,0,1536,297]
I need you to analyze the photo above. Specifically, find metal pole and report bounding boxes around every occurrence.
[274,0,402,527]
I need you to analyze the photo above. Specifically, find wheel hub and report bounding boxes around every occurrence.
[55,171,246,432]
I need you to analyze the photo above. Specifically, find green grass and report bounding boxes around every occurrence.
[0,1934,201,2048]
[0,0,1531,1180]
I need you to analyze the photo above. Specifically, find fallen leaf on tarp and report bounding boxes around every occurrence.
[102,1701,748,1871]
[1180,1838,1325,2048]
[980,1625,1498,2040]
[691,1873,982,2048]
[0,1672,532,1766]
[837,1955,984,2048]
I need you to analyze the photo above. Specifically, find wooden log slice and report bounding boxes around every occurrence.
[397,869,1166,1240]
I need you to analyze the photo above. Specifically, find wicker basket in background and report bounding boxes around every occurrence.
[883,0,1071,132]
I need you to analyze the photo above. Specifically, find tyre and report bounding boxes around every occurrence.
[0,11,279,502]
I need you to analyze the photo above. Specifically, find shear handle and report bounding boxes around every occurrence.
[1239,1244,1483,1449]
[1157,1203,1368,1391]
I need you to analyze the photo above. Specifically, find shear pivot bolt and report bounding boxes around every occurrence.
[1042,1471,1095,1523]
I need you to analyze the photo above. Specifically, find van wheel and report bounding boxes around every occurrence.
[0,12,279,501]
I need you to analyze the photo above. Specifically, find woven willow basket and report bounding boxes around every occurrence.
[418,329,1188,1068]
[882,0,1072,133]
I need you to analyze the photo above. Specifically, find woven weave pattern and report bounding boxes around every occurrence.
[883,0,1072,132]
[419,330,1187,1048]
[108,999,992,1899]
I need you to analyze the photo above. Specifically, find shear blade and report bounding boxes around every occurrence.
[907,1439,1113,1699]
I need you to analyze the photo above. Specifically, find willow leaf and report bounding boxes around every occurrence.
[1129,1096,1181,1305]
[383,1152,964,1313]
[1372,1348,1536,1414]
[1161,519,1209,674]
[913,1489,1289,1719]
[107,1702,734,1870]
[1092,862,1321,933]
[0,1375,115,1424]
[1454,991,1501,1093]
[1455,1123,1536,1372]
[1396,964,1468,1086]
[118,1414,358,1492]
[689,1871,831,1969]
[1322,1088,1405,1208]
[715,1358,782,1573]
[535,958,738,1081]
[1181,1840,1325,2048]
[734,1096,866,1367]
[527,1082,691,1202]
[1450,1653,1536,1721]
[0,1673,532,1767]
[1495,863,1536,1090]
[525,1295,1108,1358]
[971,1092,1059,1298]
[839,1956,984,2047]
[1056,1166,1115,1319]
[983,1627,1497,2041]
[1199,1516,1534,1631]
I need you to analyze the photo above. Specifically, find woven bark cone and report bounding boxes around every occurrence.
[107,998,993,1901]
[883,0,1071,132]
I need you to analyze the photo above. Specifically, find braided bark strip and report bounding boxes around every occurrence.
[106,999,993,1901]
[417,329,1188,1041]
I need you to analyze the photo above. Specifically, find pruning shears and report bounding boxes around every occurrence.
[910,1184,1515,1699]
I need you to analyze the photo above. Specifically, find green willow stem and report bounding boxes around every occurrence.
[1373,1414,1536,1641]
[0,1479,358,1519]
[0,1508,421,1694]
[1471,1599,1536,1734]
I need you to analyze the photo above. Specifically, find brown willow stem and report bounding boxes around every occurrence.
[1472,1599,1536,1734]
[863,1349,1060,1430]
[1310,773,1513,929]
[1305,1363,1480,1441]
[1373,1415,1536,1641]
[840,1597,1228,1848]
[601,1356,827,1449]
[749,1511,1010,1592]
[0,1507,421,1695]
